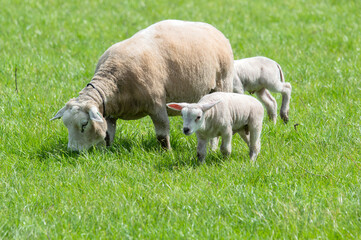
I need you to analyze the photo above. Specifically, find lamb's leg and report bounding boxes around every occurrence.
[256,88,277,124]
[105,117,117,146]
[267,82,292,124]
[280,82,292,123]
[238,127,250,147]
[196,134,208,163]
[149,106,171,150]
[220,128,233,157]
[209,137,219,151]
[249,122,262,162]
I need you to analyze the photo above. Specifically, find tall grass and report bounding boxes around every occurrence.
[1,0,360,238]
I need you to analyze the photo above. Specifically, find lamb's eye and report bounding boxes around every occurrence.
[81,121,88,133]
[195,116,201,122]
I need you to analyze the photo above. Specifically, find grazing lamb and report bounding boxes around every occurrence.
[167,92,264,162]
[51,20,234,151]
[233,56,292,123]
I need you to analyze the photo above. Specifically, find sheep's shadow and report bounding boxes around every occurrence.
[35,134,169,164]
[154,151,228,172]
[108,135,167,153]
[34,139,82,165]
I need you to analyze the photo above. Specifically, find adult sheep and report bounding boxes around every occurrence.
[51,20,234,151]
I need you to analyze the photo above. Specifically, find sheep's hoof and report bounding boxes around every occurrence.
[197,153,206,164]
[157,135,171,150]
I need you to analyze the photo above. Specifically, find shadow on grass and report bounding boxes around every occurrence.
[34,139,81,165]
[109,132,198,154]
[154,151,227,172]
[34,134,169,164]
[109,134,168,154]
[34,133,234,169]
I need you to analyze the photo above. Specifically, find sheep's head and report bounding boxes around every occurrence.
[167,101,221,135]
[51,100,107,151]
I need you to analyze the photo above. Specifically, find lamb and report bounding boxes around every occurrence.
[50,20,234,151]
[233,56,292,123]
[167,92,264,162]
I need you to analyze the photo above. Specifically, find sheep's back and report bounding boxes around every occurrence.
[94,20,234,118]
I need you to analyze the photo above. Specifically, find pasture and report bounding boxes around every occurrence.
[0,0,360,238]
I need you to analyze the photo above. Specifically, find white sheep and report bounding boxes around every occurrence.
[167,92,264,162]
[51,20,234,151]
[233,56,292,123]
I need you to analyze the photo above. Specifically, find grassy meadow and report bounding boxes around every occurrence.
[1,0,360,238]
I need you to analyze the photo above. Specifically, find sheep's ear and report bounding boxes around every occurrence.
[50,106,66,121]
[166,103,188,111]
[200,100,222,112]
[89,106,103,122]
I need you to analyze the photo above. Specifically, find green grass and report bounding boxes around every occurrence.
[1,0,361,238]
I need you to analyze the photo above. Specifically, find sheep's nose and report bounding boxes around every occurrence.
[67,145,80,153]
[183,127,190,135]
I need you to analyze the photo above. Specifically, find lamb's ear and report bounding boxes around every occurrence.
[89,106,103,122]
[166,103,188,111]
[200,100,222,112]
[50,106,66,121]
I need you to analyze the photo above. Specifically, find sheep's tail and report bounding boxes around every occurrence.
[276,63,284,82]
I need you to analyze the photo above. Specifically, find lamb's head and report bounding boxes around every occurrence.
[167,101,221,135]
[51,99,107,151]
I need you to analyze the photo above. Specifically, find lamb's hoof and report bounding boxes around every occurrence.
[221,150,231,158]
[281,112,289,124]
[270,117,277,124]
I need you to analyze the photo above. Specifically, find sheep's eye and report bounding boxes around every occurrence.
[195,116,201,122]
[81,121,88,133]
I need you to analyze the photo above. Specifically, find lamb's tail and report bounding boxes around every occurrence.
[276,63,284,82]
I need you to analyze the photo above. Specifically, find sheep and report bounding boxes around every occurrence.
[233,56,292,123]
[167,92,264,162]
[50,20,234,151]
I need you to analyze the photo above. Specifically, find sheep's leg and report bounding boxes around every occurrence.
[220,128,233,157]
[105,117,117,146]
[209,137,219,151]
[196,134,208,163]
[249,122,262,162]
[267,82,292,124]
[149,107,171,150]
[256,88,277,124]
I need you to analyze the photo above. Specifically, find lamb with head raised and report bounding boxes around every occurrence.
[233,56,292,123]
[167,92,264,162]
[51,20,234,151]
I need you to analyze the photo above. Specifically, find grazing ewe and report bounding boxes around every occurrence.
[51,20,234,151]
[233,56,292,123]
[167,92,264,162]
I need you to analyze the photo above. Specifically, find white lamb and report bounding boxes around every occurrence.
[167,92,264,162]
[233,56,292,123]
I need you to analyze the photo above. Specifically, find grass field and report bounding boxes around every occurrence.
[1,0,360,238]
